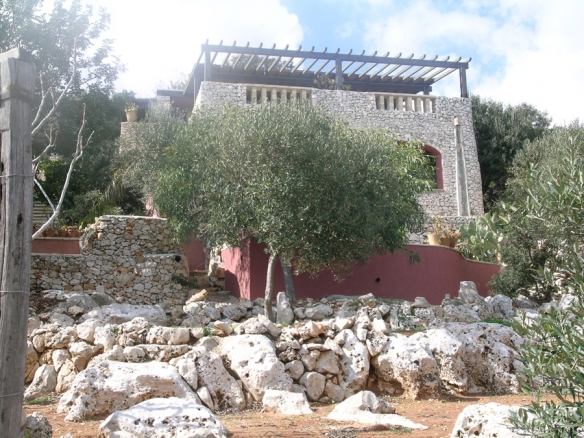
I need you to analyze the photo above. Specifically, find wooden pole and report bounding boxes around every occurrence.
[0,48,35,438]
[459,67,468,98]
[335,58,343,90]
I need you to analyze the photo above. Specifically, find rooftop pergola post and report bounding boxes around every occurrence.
[181,42,471,99]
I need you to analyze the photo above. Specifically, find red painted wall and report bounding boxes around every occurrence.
[32,238,81,254]
[183,237,207,271]
[222,240,501,304]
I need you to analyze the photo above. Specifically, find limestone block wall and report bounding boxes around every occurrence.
[31,216,189,305]
[194,82,484,218]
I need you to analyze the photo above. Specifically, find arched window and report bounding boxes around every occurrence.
[423,145,443,189]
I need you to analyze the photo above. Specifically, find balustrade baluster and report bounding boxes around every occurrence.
[261,87,267,102]
[415,97,422,113]
[424,97,432,113]
[251,87,257,103]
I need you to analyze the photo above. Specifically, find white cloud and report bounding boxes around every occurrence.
[87,0,303,97]
[363,0,584,123]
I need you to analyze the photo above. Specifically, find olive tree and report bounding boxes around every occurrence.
[123,101,434,320]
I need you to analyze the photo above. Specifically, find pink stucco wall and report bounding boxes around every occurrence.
[222,240,501,304]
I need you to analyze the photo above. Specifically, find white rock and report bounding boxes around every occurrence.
[335,329,370,398]
[366,331,389,357]
[50,312,75,326]
[175,358,198,390]
[299,372,325,401]
[56,359,77,394]
[69,341,98,371]
[304,304,333,320]
[213,320,233,336]
[371,318,389,334]
[99,397,229,438]
[26,341,39,383]
[443,304,481,323]
[372,334,440,399]
[486,295,514,320]
[450,403,521,437]
[146,326,190,345]
[359,293,377,308]
[259,314,282,337]
[22,412,52,438]
[123,346,146,363]
[458,281,484,304]
[410,323,523,393]
[217,334,293,400]
[328,391,427,430]
[262,389,313,415]
[222,305,247,321]
[94,325,117,352]
[65,293,99,311]
[76,319,103,343]
[58,360,199,421]
[197,386,215,411]
[44,326,78,349]
[411,296,432,309]
[285,360,305,381]
[203,305,221,321]
[315,350,340,375]
[297,321,324,339]
[276,292,295,326]
[87,345,126,368]
[81,303,168,326]
[52,349,71,373]
[24,365,57,401]
[194,349,246,411]
[325,381,344,402]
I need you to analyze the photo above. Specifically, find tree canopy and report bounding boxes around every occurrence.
[122,101,434,319]
[471,95,551,211]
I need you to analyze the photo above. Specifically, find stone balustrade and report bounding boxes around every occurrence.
[375,93,436,113]
[247,85,312,104]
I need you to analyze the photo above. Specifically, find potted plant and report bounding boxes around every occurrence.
[44,226,56,237]
[125,102,139,122]
[58,225,70,237]
[68,226,81,238]
[449,230,461,248]
[428,217,450,246]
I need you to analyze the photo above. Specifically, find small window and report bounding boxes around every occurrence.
[423,145,443,189]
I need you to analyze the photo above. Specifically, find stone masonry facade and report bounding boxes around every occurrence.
[194,82,484,218]
[31,216,189,305]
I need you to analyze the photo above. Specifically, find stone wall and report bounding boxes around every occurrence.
[31,216,189,305]
[194,82,484,218]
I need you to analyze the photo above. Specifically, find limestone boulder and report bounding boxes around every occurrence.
[485,295,514,320]
[99,397,229,438]
[193,349,246,411]
[65,293,99,311]
[24,365,57,401]
[335,329,370,398]
[450,403,521,437]
[57,360,199,421]
[146,326,190,345]
[299,371,325,401]
[304,304,333,320]
[276,292,295,326]
[25,341,39,383]
[327,391,426,430]
[262,389,313,415]
[76,319,103,343]
[458,281,484,304]
[81,303,168,326]
[69,341,99,371]
[217,334,293,400]
[443,304,481,323]
[56,359,77,394]
[21,412,52,438]
[222,305,247,321]
[372,334,440,399]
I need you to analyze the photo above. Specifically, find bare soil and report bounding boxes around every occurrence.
[24,393,539,438]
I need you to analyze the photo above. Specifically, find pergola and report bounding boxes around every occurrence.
[181,41,471,100]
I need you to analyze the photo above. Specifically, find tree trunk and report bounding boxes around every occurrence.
[280,256,296,303]
[264,253,277,322]
[0,49,35,438]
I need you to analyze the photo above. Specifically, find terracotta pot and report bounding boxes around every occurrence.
[428,233,441,245]
[439,237,450,246]
[44,227,56,237]
[449,237,457,248]
[58,229,69,237]
[125,110,138,123]
[69,229,80,238]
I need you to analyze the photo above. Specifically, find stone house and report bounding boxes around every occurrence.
[125,42,484,230]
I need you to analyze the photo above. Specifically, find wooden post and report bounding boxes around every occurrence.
[204,49,212,82]
[0,48,35,437]
[459,67,468,98]
[335,58,343,90]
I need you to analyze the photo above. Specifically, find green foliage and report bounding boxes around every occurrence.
[510,296,584,436]
[457,213,504,263]
[471,95,551,211]
[123,101,434,281]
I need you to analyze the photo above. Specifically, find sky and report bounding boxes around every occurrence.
[83,0,583,124]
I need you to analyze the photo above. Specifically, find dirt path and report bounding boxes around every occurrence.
[24,393,537,437]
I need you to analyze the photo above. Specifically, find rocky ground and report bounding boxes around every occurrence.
[20,282,572,437]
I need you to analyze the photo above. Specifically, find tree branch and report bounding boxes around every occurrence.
[33,104,93,239]
[31,40,78,137]
[32,128,56,169]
